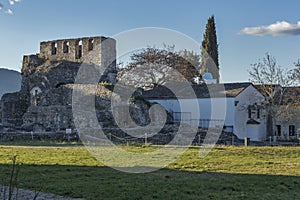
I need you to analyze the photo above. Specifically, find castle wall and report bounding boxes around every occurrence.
[100,37,117,83]
[22,105,73,132]
[0,100,2,124]
[39,36,116,66]
[1,35,117,130]
[1,92,28,127]
[39,36,116,83]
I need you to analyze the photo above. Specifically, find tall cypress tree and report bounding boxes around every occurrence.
[201,15,220,83]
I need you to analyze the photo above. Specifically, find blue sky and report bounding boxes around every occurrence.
[0,0,300,82]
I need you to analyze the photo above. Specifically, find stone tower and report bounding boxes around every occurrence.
[1,36,117,129]
[39,36,117,83]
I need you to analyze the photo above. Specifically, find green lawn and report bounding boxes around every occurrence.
[0,140,83,147]
[0,145,300,199]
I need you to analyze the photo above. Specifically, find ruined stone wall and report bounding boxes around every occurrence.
[39,37,115,64]
[1,92,28,127]
[1,35,118,131]
[0,100,2,124]
[40,37,99,64]
[100,37,117,83]
[22,105,73,132]
[38,36,116,83]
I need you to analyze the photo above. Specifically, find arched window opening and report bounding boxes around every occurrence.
[76,40,83,59]
[51,42,57,55]
[88,38,94,51]
[63,41,69,53]
[55,82,66,88]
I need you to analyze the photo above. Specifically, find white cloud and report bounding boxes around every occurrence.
[239,21,300,36]
[5,9,13,15]
[9,0,15,5]
[8,0,21,6]
[0,0,22,15]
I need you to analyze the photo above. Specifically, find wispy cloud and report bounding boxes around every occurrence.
[5,8,13,14]
[0,0,22,15]
[239,21,300,36]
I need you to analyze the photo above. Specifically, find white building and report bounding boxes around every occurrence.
[143,82,267,141]
[268,86,300,140]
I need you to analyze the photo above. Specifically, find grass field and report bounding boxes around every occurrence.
[0,144,300,199]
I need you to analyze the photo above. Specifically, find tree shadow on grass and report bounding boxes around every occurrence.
[0,164,299,200]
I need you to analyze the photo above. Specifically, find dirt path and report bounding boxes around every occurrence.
[0,186,84,200]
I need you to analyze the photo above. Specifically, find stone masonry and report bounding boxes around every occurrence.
[0,36,118,131]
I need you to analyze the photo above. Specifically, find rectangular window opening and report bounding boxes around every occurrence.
[248,108,251,119]
[88,39,94,51]
[51,42,57,55]
[76,40,83,59]
[63,41,69,53]
[289,125,295,136]
[276,125,281,136]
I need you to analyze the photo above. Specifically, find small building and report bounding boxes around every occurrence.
[270,86,300,140]
[143,82,267,141]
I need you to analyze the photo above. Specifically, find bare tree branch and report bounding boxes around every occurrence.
[248,53,296,138]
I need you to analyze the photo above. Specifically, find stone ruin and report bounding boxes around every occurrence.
[0,35,173,142]
[0,36,234,145]
[0,36,119,132]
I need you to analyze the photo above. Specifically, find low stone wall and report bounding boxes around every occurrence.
[3,128,295,146]
[0,132,79,142]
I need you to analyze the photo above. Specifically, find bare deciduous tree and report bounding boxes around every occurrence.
[291,60,300,85]
[117,47,201,89]
[249,53,295,138]
[118,63,185,89]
